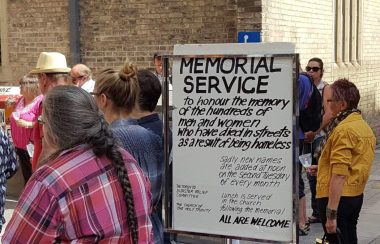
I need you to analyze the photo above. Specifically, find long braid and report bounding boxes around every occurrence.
[93,117,138,244]
[42,86,140,243]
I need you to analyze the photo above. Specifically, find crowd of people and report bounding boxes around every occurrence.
[0,52,168,243]
[0,51,376,244]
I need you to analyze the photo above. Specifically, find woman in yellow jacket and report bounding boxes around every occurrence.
[309,78,376,244]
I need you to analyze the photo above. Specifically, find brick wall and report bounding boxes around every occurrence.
[359,0,380,138]
[2,0,237,80]
[80,0,237,74]
[236,0,261,31]
[2,0,379,138]
[5,0,70,83]
[261,0,380,139]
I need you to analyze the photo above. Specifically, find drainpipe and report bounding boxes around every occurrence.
[69,0,81,65]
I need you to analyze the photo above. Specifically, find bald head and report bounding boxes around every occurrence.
[70,64,92,87]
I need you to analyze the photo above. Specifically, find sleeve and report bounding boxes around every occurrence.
[298,76,311,111]
[0,128,18,179]
[27,96,44,122]
[1,179,61,243]
[329,130,352,176]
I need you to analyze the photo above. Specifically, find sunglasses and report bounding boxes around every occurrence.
[306,66,321,72]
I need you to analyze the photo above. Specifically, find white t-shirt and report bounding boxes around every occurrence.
[81,79,95,93]
[316,79,327,138]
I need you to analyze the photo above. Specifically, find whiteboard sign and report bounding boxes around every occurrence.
[171,43,296,242]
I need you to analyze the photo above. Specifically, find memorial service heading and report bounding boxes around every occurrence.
[180,57,282,94]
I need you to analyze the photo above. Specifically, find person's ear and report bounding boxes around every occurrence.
[340,100,348,110]
[40,73,48,88]
[98,93,109,110]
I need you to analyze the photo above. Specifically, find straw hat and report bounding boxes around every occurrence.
[30,52,71,74]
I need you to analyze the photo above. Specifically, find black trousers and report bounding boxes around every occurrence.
[317,194,363,244]
[15,147,32,185]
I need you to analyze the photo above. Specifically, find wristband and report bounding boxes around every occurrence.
[326,207,337,219]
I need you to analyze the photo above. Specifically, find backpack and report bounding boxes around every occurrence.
[299,72,323,132]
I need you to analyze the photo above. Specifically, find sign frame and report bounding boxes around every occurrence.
[162,45,300,243]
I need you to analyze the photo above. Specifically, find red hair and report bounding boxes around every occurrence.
[331,78,360,109]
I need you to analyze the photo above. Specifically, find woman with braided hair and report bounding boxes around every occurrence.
[2,86,153,243]
[93,61,164,243]
[308,79,376,244]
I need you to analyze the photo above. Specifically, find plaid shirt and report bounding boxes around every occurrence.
[2,145,153,243]
[0,128,18,232]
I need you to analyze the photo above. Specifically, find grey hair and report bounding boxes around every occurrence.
[19,75,40,98]
[45,73,70,85]
[43,85,139,243]
[43,86,101,148]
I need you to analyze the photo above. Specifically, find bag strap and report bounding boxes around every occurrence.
[320,228,344,244]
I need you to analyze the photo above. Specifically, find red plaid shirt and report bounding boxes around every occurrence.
[2,145,153,243]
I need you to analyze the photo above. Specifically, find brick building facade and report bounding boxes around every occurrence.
[0,0,379,138]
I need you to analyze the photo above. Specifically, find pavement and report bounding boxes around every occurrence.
[1,149,380,243]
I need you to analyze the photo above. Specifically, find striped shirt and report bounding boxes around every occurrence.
[109,119,164,244]
[2,145,153,243]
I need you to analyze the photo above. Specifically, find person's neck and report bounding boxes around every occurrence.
[23,95,35,105]
[314,78,322,86]
[128,109,155,120]
[105,110,133,124]
[79,79,89,88]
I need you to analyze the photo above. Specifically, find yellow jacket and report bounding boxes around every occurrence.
[316,113,376,198]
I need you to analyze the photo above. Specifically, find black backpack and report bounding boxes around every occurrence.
[299,72,323,132]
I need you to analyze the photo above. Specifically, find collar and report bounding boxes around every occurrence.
[109,118,138,128]
[337,112,362,126]
[57,144,89,157]
[137,113,160,124]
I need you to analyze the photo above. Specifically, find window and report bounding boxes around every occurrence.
[335,0,361,65]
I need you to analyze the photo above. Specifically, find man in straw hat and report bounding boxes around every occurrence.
[29,52,71,171]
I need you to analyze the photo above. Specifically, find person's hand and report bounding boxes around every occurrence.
[15,118,26,127]
[304,131,315,143]
[15,119,33,128]
[325,218,337,233]
[306,165,318,176]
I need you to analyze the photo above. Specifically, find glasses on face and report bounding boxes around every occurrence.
[37,116,45,125]
[89,92,101,96]
[306,66,321,72]
[326,99,340,103]
[19,82,34,86]
[70,76,84,82]
[90,91,111,99]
